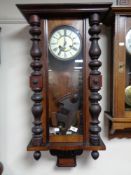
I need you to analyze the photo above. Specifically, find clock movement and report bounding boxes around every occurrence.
[17,3,111,167]
[105,0,131,138]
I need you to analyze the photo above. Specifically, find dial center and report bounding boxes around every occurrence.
[58,36,73,52]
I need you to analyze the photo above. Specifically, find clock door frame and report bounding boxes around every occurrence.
[44,19,86,144]
[17,3,111,167]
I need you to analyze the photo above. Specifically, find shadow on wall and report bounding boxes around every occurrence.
[101,25,112,139]
[5,25,35,169]
[7,25,33,131]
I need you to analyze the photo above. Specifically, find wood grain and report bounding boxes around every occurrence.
[105,6,131,137]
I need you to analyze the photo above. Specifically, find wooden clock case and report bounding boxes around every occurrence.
[105,0,131,138]
[17,3,111,167]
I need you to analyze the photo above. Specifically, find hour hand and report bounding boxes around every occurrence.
[59,45,65,51]
[59,45,63,50]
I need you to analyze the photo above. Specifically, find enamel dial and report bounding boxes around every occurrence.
[49,26,82,61]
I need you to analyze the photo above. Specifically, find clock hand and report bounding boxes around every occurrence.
[63,30,67,49]
[59,45,64,50]
[59,45,65,53]
[59,39,67,51]
[63,40,67,50]
[69,45,73,49]
[63,37,66,48]
[69,45,78,51]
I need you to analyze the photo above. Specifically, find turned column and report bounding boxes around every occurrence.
[29,15,43,160]
[88,13,102,160]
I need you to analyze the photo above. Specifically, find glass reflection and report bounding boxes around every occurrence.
[48,56,83,135]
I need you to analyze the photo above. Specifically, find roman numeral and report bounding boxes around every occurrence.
[51,42,57,45]
[53,35,59,39]
[70,51,73,56]
[64,29,67,36]
[72,47,78,51]
[58,50,62,56]
[53,47,58,52]
[64,52,67,58]
[58,31,62,37]
[69,31,72,36]
[73,42,79,45]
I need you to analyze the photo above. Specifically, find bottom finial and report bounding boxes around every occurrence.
[91,151,99,160]
[33,151,41,160]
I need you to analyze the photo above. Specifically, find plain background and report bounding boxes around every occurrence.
[1,0,131,175]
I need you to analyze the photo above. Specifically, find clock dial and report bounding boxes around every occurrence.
[49,26,82,60]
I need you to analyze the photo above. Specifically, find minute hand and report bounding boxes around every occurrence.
[63,35,67,46]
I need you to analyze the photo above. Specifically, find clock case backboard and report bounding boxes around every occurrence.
[17,3,112,167]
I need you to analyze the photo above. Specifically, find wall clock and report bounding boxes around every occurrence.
[17,3,111,167]
[105,0,131,138]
